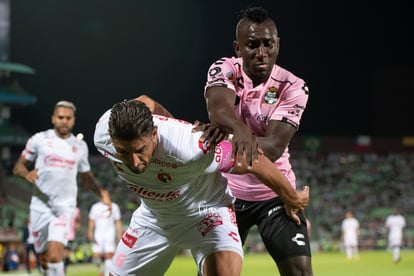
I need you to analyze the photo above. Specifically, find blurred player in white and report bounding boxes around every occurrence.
[94,99,308,276]
[341,211,360,260]
[88,200,123,276]
[13,100,111,276]
[385,207,406,263]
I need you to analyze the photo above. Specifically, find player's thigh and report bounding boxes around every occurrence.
[30,210,53,254]
[110,226,179,276]
[277,255,313,276]
[203,251,242,276]
[191,205,243,275]
[258,209,311,261]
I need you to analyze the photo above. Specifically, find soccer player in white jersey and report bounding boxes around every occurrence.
[13,100,111,276]
[385,207,406,263]
[94,99,309,276]
[88,200,123,276]
[201,6,312,275]
[341,211,360,260]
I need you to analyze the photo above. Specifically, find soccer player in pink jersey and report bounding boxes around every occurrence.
[201,6,313,275]
[94,99,308,276]
[13,100,112,276]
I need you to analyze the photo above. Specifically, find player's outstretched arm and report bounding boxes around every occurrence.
[79,171,112,213]
[231,153,309,225]
[135,95,174,118]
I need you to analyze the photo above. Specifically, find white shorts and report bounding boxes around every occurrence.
[110,205,243,276]
[388,234,403,247]
[92,237,117,254]
[30,207,74,253]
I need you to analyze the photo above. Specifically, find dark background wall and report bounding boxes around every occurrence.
[8,0,414,152]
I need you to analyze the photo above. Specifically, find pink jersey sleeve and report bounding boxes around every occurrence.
[215,140,235,173]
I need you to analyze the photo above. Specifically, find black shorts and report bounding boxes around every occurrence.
[234,197,311,262]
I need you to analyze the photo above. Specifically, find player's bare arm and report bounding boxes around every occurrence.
[205,86,260,167]
[135,95,174,118]
[12,157,38,184]
[79,171,112,211]
[257,120,297,161]
[230,152,309,225]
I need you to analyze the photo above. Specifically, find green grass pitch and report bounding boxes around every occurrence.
[2,250,413,275]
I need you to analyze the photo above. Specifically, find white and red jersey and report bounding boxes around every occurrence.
[89,201,121,240]
[205,57,309,201]
[20,129,91,212]
[94,110,235,226]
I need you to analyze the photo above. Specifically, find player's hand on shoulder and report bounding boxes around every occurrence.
[192,120,228,147]
[232,125,262,168]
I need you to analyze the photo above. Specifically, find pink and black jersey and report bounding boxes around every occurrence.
[20,129,91,211]
[94,110,235,226]
[205,57,309,201]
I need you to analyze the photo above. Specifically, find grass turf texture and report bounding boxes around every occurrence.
[2,251,413,275]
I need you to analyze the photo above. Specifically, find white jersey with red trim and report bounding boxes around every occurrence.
[20,129,91,212]
[205,56,309,201]
[94,110,235,226]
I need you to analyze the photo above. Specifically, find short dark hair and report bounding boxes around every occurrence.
[108,100,154,141]
[239,6,269,23]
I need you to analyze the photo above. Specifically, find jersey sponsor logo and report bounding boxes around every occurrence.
[44,154,76,169]
[198,213,223,237]
[125,183,182,202]
[256,114,271,122]
[121,232,137,248]
[151,159,179,169]
[291,233,306,246]
[264,87,279,104]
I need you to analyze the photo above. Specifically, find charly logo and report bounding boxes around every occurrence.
[291,233,306,246]
[264,87,279,104]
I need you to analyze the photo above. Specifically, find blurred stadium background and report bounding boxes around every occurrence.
[1,0,413,273]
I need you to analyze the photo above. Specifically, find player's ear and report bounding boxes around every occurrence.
[233,40,241,57]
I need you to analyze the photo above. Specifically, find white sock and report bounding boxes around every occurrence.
[47,262,65,276]
[104,259,112,276]
[393,247,400,261]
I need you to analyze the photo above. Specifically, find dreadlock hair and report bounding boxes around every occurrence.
[108,100,154,141]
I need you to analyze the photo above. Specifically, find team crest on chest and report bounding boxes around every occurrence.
[156,172,173,183]
[264,87,279,104]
